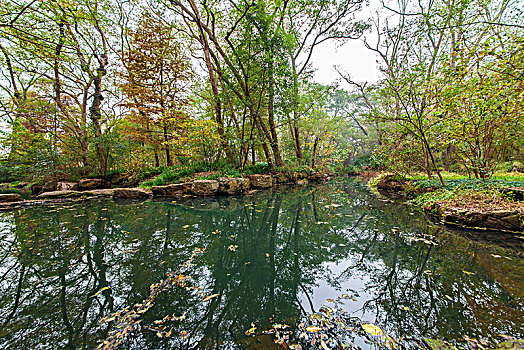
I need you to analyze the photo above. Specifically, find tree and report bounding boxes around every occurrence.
[120,11,192,167]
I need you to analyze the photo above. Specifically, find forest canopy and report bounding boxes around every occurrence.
[0,0,522,184]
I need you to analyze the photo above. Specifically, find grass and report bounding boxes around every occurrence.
[139,161,325,188]
[140,161,245,188]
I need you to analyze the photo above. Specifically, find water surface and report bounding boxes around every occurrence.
[0,180,522,349]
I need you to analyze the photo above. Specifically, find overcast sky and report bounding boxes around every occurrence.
[310,0,384,88]
[312,39,381,87]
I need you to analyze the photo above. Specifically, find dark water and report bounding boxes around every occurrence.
[0,180,522,349]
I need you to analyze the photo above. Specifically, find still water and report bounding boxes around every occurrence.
[0,180,522,349]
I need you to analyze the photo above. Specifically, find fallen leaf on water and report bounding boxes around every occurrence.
[245,323,256,336]
[202,293,220,302]
[306,326,321,332]
[362,323,383,336]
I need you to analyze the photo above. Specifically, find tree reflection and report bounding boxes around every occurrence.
[0,180,522,349]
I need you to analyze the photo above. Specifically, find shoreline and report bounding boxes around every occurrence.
[366,173,524,234]
[0,172,335,212]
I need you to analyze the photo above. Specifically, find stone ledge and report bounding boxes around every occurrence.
[425,202,524,232]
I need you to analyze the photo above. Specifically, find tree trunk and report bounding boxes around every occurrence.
[89,54,108,176]
[268,53,284,167]
[163,123,172,167]
[312,137,319,169]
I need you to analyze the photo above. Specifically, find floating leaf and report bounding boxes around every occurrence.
[245,323,257,336]
[202,293,219,302]
[306,326,321,332]
[362,323,383,336]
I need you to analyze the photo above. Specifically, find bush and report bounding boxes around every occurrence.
[243,162,272,175]
[0,164,23,183]
[140,161,243,187]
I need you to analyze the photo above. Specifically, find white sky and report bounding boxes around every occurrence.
[310,0,384,88]
[312,39,381,87]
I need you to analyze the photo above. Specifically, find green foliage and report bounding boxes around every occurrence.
[415,178,524,191]
[243,162,272,175]
[140,161,244,187]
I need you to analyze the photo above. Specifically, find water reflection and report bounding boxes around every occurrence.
[0,180,522,349]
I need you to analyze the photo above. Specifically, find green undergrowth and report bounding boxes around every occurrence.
[139,161,331,188]
[415,178,524,191]
[0,187,32,200]
[411,188,464,207]
[140,162,243,187]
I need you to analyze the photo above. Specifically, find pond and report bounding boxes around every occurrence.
[0,180,522,349]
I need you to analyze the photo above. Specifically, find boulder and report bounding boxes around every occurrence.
[78,178,109,190]
[307,173,330,182]
[111,174,127,186]
[36,190,84,199]
[501,187,524,201]
[87,189,115,197]
[218,177,251,195]
[0,193,23,203]
[57,182,78,191]
[31,180,57,196]
[247,175,273,189]
[289,172,308,182]
[425,202,524,232]
[511,162,524,173]
[375,174,420,200]
[113,188,152,199]
[274,173,290,184]
[152,183,192,197]
[191,180,219,196]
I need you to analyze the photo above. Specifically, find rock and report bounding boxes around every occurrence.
[425,202,524,232]
[218,177,251,195]
[113,188,152,199]
[30,184,44,196]
[375,174,419,200]
[87,189,115,197]
[152,183,192,197]
[307,173,330,182]
[31,180,57,195]
[78,178,110,190]
[501,187,524,201]
[36,190,84,199]
[290,172,308,181]
[191,180,219,196]
[111,174,127,186]
[56,182,78,191]
[511,162,524,173]
[0,193,23,203]
[247,175,273,189]
[274,173,290,183]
